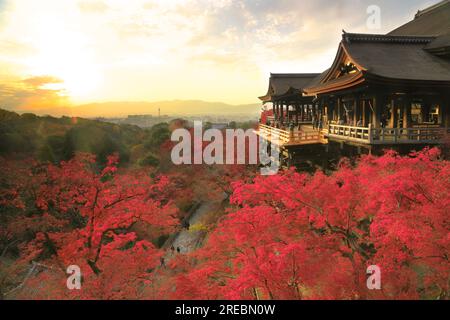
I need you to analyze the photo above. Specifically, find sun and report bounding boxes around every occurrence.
[25,19,103,102]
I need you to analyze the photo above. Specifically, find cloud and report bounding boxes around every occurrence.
[0,40,36,57]
[77,0,108,14]
[0,0,443,107]
[0,0,9,25]
[0,76,69,110]
[189,51,241,66]
[22,75,63,87]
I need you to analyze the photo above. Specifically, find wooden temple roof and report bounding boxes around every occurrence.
[259,73,320,102]
[389,0,450,37]
[425,33,450,57]
[343,34,450,81]
[259,1,450,100]
[303,32,450,95]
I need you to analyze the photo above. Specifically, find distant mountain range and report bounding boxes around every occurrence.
[15,100,262,118]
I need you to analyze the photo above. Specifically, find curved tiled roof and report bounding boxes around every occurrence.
[389,0,450,36]
[425,32,450,56]
[259,73,320,102]
[304,69,329,89]
[261,1,450,99]
[343,33,450,82]
[304,32,450,95]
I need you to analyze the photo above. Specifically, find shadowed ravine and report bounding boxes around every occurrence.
[166,192,228,259]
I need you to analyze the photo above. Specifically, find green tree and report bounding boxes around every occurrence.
[144,123,170,150]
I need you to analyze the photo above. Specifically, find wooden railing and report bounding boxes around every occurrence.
[257,124,324,145]
[328,124,370,143]
[257,124,290,144]
[265,118,313,126]
[327,124,448,145]
[371,127,447,144]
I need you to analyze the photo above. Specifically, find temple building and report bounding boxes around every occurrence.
[258,73,325,146]
[257,0,450,155]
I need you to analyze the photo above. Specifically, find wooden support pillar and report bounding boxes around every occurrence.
[437,98,444,125]
[282,101,289,125]
[403,96,412,128]
[277,102,280,120]
[284,103,288,124]
[354,97,359,126]
[275,102,278,122]
[278,102,282,121]
[295,105,299,125]
[318,101,324,124]
[273,102,277,121]
[362,99,367,127]
[421,101,430,123]
[285,103,288,124]
[337,97,342,122]
[285,103,289,124]
[389,98,398,128]
[440,99,446,127]
[279,102,284,124]
[327,99,333,124]
[444,95,450,128]
[279,102,282,123]
[331,101,336,122]
[279,103,282,122]
[372,95,383,128]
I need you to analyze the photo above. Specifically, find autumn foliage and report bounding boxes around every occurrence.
[1,153,178,299]
[165,148,449,300]
[1,148,449,300]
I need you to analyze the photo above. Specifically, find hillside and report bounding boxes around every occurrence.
[13,100,261,118]
[0,108,159,165]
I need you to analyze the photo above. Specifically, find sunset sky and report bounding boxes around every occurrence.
[0,0,441,112]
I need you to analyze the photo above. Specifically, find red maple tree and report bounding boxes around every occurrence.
[166,148,449,300]
[2,148,448,300]
[2,153,178,299]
